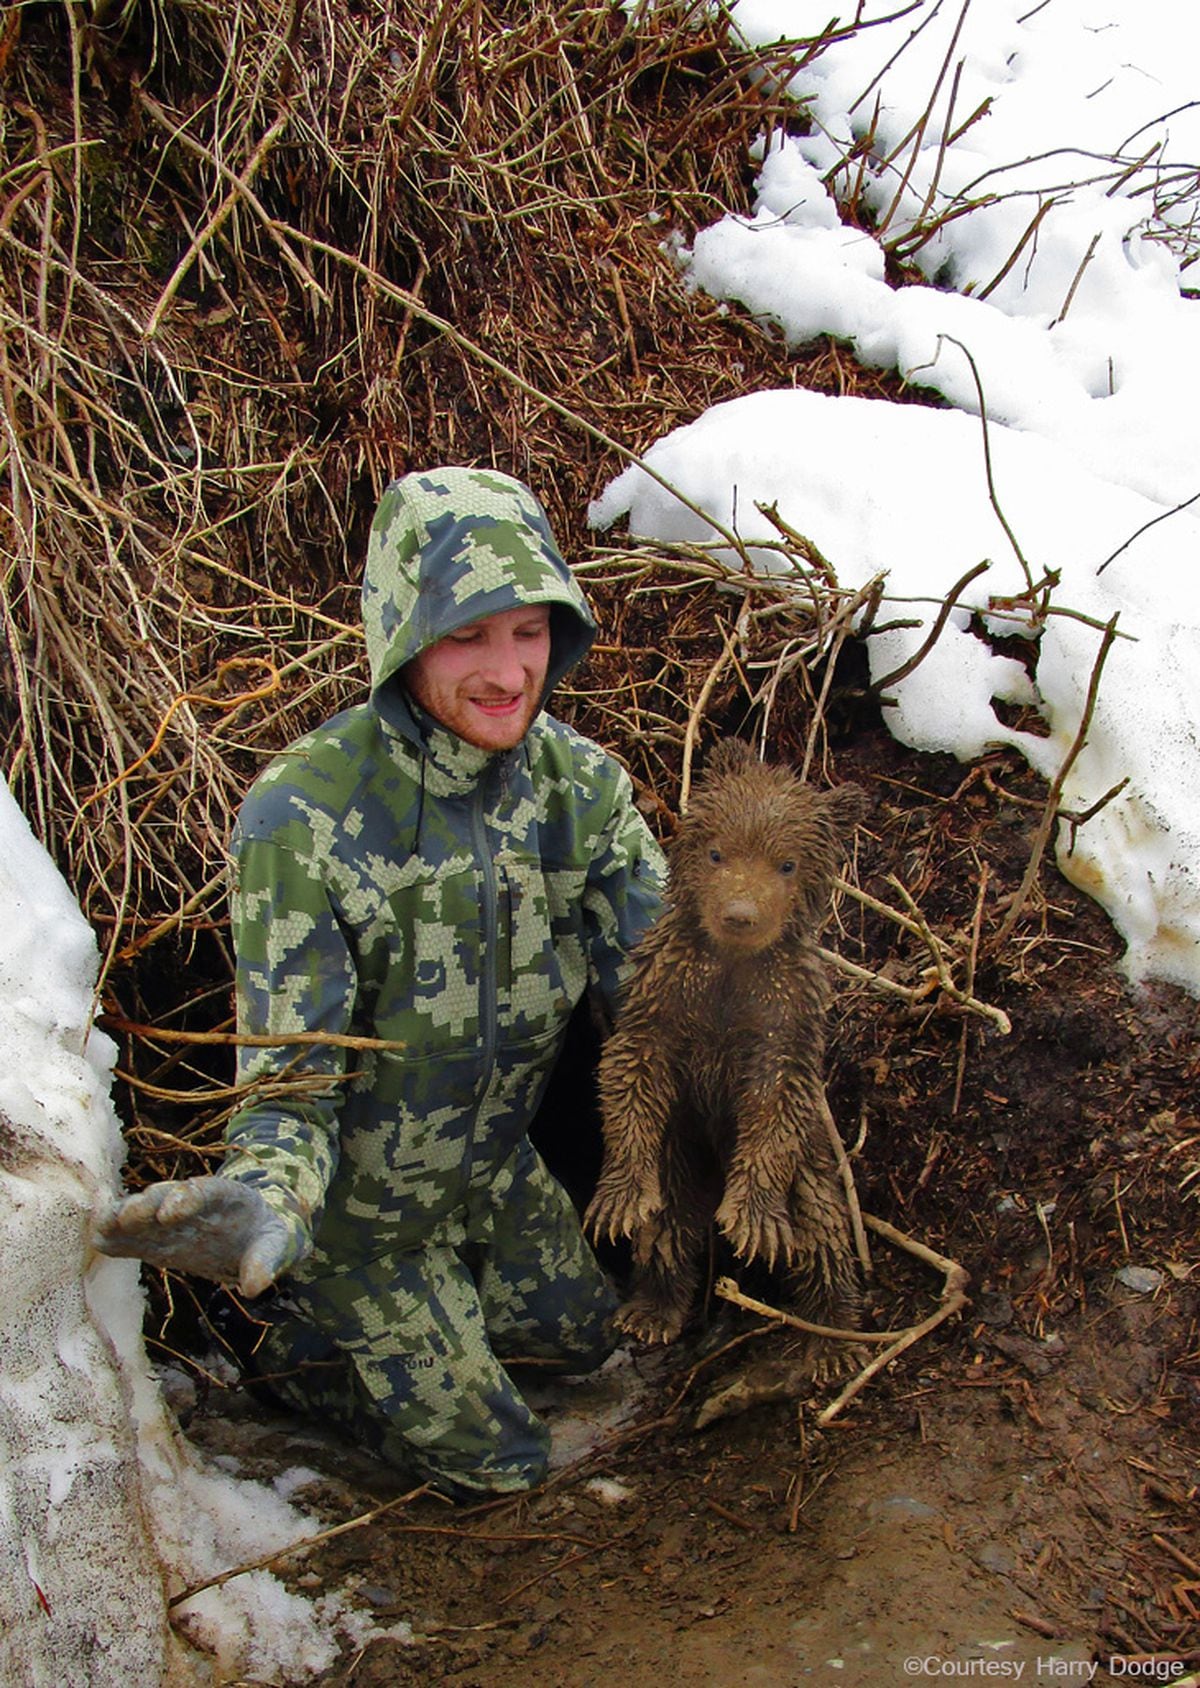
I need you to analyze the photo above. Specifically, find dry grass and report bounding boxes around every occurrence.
[0,0,895,976]
[0,0,915,1169]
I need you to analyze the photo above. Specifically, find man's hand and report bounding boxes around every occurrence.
[93,1177,298,1298]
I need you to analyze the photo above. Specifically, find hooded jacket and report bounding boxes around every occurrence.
[221,468,665,1277]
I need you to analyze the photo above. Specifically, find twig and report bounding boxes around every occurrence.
[1152,1534,1200,1579]
[711,1209,970,1428]
[1061,775,1130,853]
[704,1498,757,1532]
[1096,487,1200,576]
[932,334,1036,595]
[679,605,749,812]
[713,1277,904,1343]
[143,107,299,338]
[77,659,281,816]
[498,1521,641,1606]
[826,873,1012,1033]
[134,89,327,326]
[819,1092,873,1278]
[257,228,755,566]
[169,1484,434,1609]
[1051,229,1101,324]
[952,860,989,1113]
[989,612,1121,952]
[1009,1608,1060,1640]
[870,558,990,694]
[876,0,974,241]
[817,1213,970,1425]
[100,1014,408,1053]
[975,196,1059,301]
[819,944,1010,1033]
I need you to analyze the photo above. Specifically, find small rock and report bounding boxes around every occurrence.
[976,1542,1016,1576]
[975,1291,1014,1328]
[1115,1265,1164,1294]
[867,1493,938,1522]
[154,1363,198,1419]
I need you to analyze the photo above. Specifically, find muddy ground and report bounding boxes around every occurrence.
[173,714,1199,1688]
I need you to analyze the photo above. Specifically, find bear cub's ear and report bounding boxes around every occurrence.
[702,741,868,836]
[821,782,869,836]
[702,738,757,781]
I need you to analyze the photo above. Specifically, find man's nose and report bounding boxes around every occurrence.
[482,635,528,690]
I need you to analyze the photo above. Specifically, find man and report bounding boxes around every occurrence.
[97,466,666,1498]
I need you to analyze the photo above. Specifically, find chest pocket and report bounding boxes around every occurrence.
[363,850,485,1052]
[497,852,588,1038]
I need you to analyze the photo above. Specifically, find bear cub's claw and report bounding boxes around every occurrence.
[716,1180,802,1272]
[585,1168,663,1244]
[614,1291,689,1346]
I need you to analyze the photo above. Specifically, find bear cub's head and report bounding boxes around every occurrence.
[670,740,866,957]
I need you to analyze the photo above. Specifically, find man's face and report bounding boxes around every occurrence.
[403,603,552,751]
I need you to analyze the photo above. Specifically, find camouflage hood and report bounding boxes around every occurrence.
[362,466,596,740]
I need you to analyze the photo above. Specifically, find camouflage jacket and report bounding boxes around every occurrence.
[221,468,666,1277]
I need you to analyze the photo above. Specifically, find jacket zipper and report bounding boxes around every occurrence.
[471,781,499,1119]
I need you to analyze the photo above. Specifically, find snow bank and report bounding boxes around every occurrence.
[0,779,342,1686]
[592,387,1200,992]
[602,0,1200,994]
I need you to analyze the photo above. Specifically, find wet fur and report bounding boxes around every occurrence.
[588,740,866,1345]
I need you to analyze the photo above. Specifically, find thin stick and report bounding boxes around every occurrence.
[144,108,297,338]
[709,1206,970,1430]
[169,1484,434,1609]
[1095,487,1200,577]
[100,1014,407,1053]
[819,946,1010,1033]
[679,620,741,813]
[1052,230,1101,325]
[823,871,1012,1034]
[819,1092,873,1279]
[714,1277,902,1343]
[816,1213,970,1426]
[870,558,991,694]
[710,1214,969,1429]
[934,334,1036,594]
[975,196,1058,302]
[78,659,281,816]
[989,612,1121,952]
[229,227,754,565]
[952,861,989,1113]
[876,0,973,239]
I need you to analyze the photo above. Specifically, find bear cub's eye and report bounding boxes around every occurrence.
[779,859,797,876]
[709,847,722,864]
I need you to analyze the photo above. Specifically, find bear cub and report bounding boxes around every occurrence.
[588,739,866,1346]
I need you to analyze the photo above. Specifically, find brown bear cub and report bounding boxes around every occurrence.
[587,739,866,1346]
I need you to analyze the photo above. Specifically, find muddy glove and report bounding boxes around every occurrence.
[93,1176,303,1298]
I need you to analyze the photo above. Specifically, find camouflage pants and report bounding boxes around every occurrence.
[246,1144,617,1498]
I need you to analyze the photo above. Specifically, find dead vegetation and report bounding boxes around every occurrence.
[0,0,856,974]
[0,0,986,1170]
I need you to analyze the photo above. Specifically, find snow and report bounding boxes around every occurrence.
[5,4,1200,1681]
[598,0,1200,993]
[0,779,345,1686]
